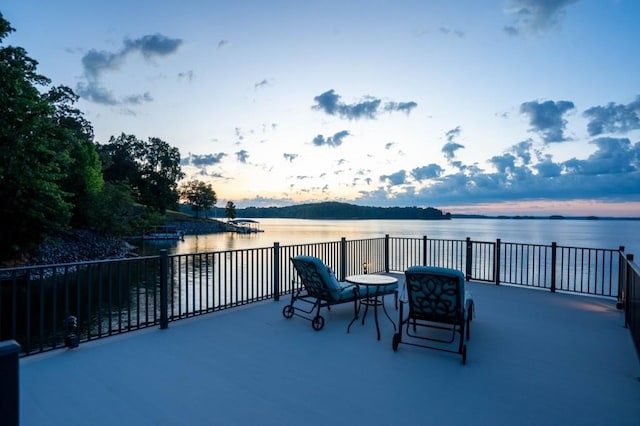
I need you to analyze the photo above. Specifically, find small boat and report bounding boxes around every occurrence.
[143,226,185,240]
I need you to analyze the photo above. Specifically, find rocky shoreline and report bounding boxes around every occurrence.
[28,229,135,266]
[0,219,229,268]
[25,220,227,266]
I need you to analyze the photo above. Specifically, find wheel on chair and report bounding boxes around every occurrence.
[282,305,294,319]
[311,315,325,331]
[392,333,401,351]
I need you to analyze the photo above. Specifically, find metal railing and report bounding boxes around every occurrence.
[621,254,640,356]
[1,235,635,356]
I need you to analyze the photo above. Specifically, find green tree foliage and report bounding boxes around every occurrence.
[44,86,104,228]
[0,14,103,256]
[97,133,184,213]
[179,180,217,218]
[225,201,237,221]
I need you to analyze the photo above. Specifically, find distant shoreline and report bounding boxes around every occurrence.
[450,214,640,221]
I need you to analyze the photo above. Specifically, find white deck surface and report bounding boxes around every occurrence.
[20,275,640,425]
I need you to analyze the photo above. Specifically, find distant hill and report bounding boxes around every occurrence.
[201,202,450,220]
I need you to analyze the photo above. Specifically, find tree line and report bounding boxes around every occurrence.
[232,202,450,220]
[0,14,219,260]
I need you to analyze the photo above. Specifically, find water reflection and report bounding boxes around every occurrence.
[136,218,640,258]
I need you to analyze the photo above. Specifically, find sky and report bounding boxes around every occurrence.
[3,0,640,217]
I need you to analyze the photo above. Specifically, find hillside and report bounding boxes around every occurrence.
[215,202,450,220]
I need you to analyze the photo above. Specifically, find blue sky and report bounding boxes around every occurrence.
[4,0,640,216]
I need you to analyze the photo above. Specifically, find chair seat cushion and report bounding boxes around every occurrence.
[359,282,398,297]
[332,282,359,300]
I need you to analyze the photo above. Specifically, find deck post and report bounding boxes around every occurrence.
[159,250,168,329]
[551,242,557,293]
[495,239,501,286]
[0,340,20,426]
[422,235,428,266]
[616,246,626,310]
[384,234,390,273]
[625,254,634,328]
[273,242,280,301]
[340,238,347,281]
[465,237,472,281]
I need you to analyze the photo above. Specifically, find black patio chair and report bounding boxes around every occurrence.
[392,266,474,364]
[283,256,397,331]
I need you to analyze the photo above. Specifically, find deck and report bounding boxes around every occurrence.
[20,274,640,425]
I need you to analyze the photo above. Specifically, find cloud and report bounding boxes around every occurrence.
[122,92,153,104]
[217,40,229,49]
[489,153,517,173]
[380,170,407,186]
[178,70,194,82]
[312,130,350,147]
[520,100,575,143]
[312,90,417,120]
[504,0,580,36]
[445,126,462,143]
[254,79,270,89]
[77,33,183,105]
[283,153,298,162]
[235,150,249,163]
[438,27,464,38]
[383,101,419,114]
[583,96,640,136]
[510,139,533,164]
[187,153,226,166]
[563,137,639,175]
[356,135,640,208]
[410,164,443,181]
[534,154,562,177]
[442,142,465,160]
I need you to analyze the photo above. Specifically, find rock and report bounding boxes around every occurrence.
[28,230,133,266]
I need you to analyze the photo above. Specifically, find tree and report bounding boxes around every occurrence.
[97,133,184,213]
[138,137,184,213]
[0,14,96,256]
[44,85,104,228]
[225,201,237,221]
[179,180,217,218]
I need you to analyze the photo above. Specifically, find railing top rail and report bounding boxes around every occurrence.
[0,254,160,273]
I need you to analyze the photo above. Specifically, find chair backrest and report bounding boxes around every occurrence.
[404,266,465,324]
[291,256,342,300]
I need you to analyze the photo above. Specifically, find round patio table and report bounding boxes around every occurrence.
[346,274,398,340]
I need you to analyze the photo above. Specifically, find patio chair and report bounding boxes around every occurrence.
[392,266,474,364]
[283,256,396,331]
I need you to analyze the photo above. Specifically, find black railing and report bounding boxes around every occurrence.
[622,254,640,356]
[1,235,634,356]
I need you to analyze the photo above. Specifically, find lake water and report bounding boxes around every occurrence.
[139,218,640,258]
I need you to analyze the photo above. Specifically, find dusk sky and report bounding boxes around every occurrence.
[4,0,640,216]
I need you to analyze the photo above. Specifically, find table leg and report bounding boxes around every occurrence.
[373,295,380,340]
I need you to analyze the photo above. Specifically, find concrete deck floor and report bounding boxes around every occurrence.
[19,274,640,425]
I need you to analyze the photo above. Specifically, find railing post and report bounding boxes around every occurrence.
[465,237,472,281]
[0,340,20,426]
[340,238,347,281]
[159,250,169,329]
[616,246,626,310]
[422,235,427,266]
[273,242,280,301]
[551,242,557,293]
[625,254,634,328]
[384,234,390,273]
[495,239,501,286]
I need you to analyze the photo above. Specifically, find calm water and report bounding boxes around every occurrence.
[139,218,640,258]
